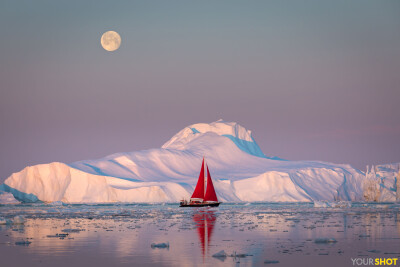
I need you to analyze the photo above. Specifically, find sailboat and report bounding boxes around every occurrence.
[180,158,220,207]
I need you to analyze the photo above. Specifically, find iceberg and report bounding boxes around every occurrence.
[0,190,20,204]
[0,120,398,203]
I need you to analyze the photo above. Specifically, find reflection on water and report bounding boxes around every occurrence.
[193,210,216,258]
[0,202,399,267]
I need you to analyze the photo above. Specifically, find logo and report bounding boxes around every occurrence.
[351,258,398,266]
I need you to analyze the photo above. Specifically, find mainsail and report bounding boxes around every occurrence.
[191,158,205,200]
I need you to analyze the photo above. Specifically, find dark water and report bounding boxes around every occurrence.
[0,202,399,267]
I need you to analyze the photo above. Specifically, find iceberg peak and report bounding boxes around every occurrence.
[162,120,265,158]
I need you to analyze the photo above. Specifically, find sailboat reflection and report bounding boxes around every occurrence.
[193,210,216,257]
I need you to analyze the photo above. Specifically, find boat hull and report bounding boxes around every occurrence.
[179,202,220,207]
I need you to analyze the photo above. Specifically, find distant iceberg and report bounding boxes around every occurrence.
[0,189,20,204]
[1,120,398,203]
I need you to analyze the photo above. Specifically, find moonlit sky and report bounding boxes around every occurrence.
[1,0,399,182]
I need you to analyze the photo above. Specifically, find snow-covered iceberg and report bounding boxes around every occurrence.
[1,120,398,203]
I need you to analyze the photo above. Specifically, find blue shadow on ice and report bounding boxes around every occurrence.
[0,184,39,203]
[221,134,286,160]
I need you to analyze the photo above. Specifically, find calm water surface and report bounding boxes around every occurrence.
[0,202,399,267]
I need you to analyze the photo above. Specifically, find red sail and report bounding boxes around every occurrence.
[191,158,205,200]
[204,165,218,202]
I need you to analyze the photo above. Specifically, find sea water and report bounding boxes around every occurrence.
[0,202,399,267]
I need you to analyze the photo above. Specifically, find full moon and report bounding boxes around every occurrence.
[101,31,121,52]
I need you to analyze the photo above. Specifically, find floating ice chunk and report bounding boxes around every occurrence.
[47,233,69,238]
[151,242,169,249]
[314,238,338,244]
[231,252,249,258]
[62,229,82,233]
[13,215,25,224]
[314,201,329,208]
[314,201,351,208]
[264,260,279,264]
[212,250,251,258]
[359,234,370,238]
[15,240,31,246]
[49,201,67,206]
[212,250,227,258]
[334,201,351,208]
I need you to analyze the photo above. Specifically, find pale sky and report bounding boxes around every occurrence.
[1,0,400,182]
